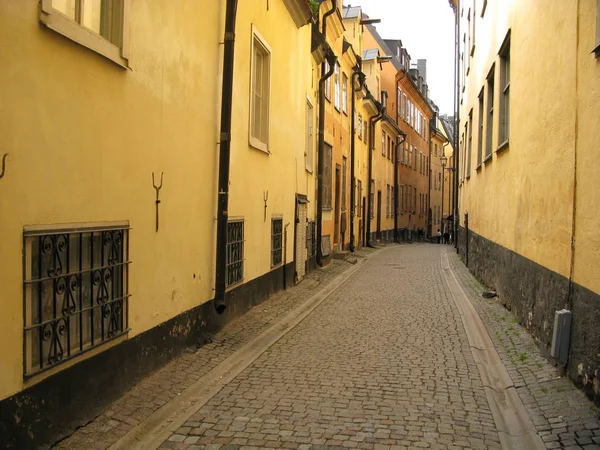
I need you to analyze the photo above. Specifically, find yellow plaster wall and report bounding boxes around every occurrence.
[573,0,600,293]
[228,0,313,277]
[458,0,578,278]
[0,0,224,399]
[0,0,314,401]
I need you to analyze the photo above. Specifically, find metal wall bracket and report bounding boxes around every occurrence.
[152,172,164,232]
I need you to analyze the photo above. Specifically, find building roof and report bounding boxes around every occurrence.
[342,5,361,19]
[362,48,379,61]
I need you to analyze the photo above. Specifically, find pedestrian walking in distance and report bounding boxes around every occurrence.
[437,229,441,244]
[443,230,449,244]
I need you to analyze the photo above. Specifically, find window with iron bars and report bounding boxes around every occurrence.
[227,220,244,286]
[271,218,283,267]
[23,224,130,377]
[306,221,316,258]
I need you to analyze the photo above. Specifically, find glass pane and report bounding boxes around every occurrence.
[53,0,77,20]
[82,0,102,34]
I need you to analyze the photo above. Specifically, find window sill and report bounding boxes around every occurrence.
[497,140,509,153]
[249,137,270,154]
[343,110,348,116]
[475,164,482,172]
[593,43,600,58]
[483,154,493,164]
[323,207,333,211]
[40,4,129,69]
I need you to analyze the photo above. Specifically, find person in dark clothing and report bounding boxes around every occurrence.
[443,231,449,244]
[437,229,441,244]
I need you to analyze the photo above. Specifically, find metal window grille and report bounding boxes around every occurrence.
[226,220,244,286]
[271,218,283,267]
[23,225,130,377]
[306,221,316,258]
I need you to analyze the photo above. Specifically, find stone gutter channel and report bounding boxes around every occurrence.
[441,249,546,450]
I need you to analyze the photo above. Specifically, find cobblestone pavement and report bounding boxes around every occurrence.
[446,247,600,449]
[160,244,501,450]
[53,249,377,450]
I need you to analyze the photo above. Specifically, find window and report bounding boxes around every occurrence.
[471,0,476,55]
[305,100,314,172]
[391,186,395,218]
[477,89,484,168]
[271,218,283,267]
[498,34,511,149]
[324,60,332,101]
[388,136,392,160]
[413,186,417,212]
[358,115,363,139]
[342,157,347,212]
[370,180,375,219]
[397,88,402,116]
[400,185,404,213]
[306,221,316,258]
[363,120,368,143]
[342,72,348,114]
[357,180,363,217]
[334,63,340,110]
[485,65,495,161]
[467,110,473,177]
[382,131,386,156]
[386,186,390,218]
[39,0,129,68]
[23,224,130,376]
[250,29,271,152]
[323,144,333,209]
[227,220,244,286]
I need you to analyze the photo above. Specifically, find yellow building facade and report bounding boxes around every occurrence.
[455,0,600,405]
[0,0,317,447]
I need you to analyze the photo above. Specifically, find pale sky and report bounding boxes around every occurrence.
[352,0,455,115]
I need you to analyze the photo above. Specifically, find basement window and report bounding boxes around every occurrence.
[39,0,129,68]
[23,223,130,377]
[271,218,283,268]
[226,220,244,287]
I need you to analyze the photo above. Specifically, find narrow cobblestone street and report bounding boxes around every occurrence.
[56,245,600,450]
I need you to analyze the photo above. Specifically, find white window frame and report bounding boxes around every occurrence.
[249,26,272,153]
[334,63,340,111]
[342,72,348,114]
[305,98,314,172]
[39,0,130,68]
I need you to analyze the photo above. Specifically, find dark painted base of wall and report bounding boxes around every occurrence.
[456,226,600,407]
[0,262,295,450]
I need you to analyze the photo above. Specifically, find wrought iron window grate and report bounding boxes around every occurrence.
[226,220,244,287]
[306,221,316,258]
[23,225,130,377]
[271,218,283,267]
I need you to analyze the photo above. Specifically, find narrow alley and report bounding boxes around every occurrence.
[55,245,600,450]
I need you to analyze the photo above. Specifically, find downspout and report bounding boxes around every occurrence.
[367,93,385,247]
[394,133,405,242]
[452,1,460,252]
[428,122,433,239]
[316,0,338,267]
[349,67,365,252]
[214,0,238,314]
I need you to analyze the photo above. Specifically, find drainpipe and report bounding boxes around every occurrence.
[394,133,405,243]
[366,92,385,247]
[213,0,238,314]
[452,1,460,252]
[427,119,434,239]
[349,67,365,252]
[316,0,338,267]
